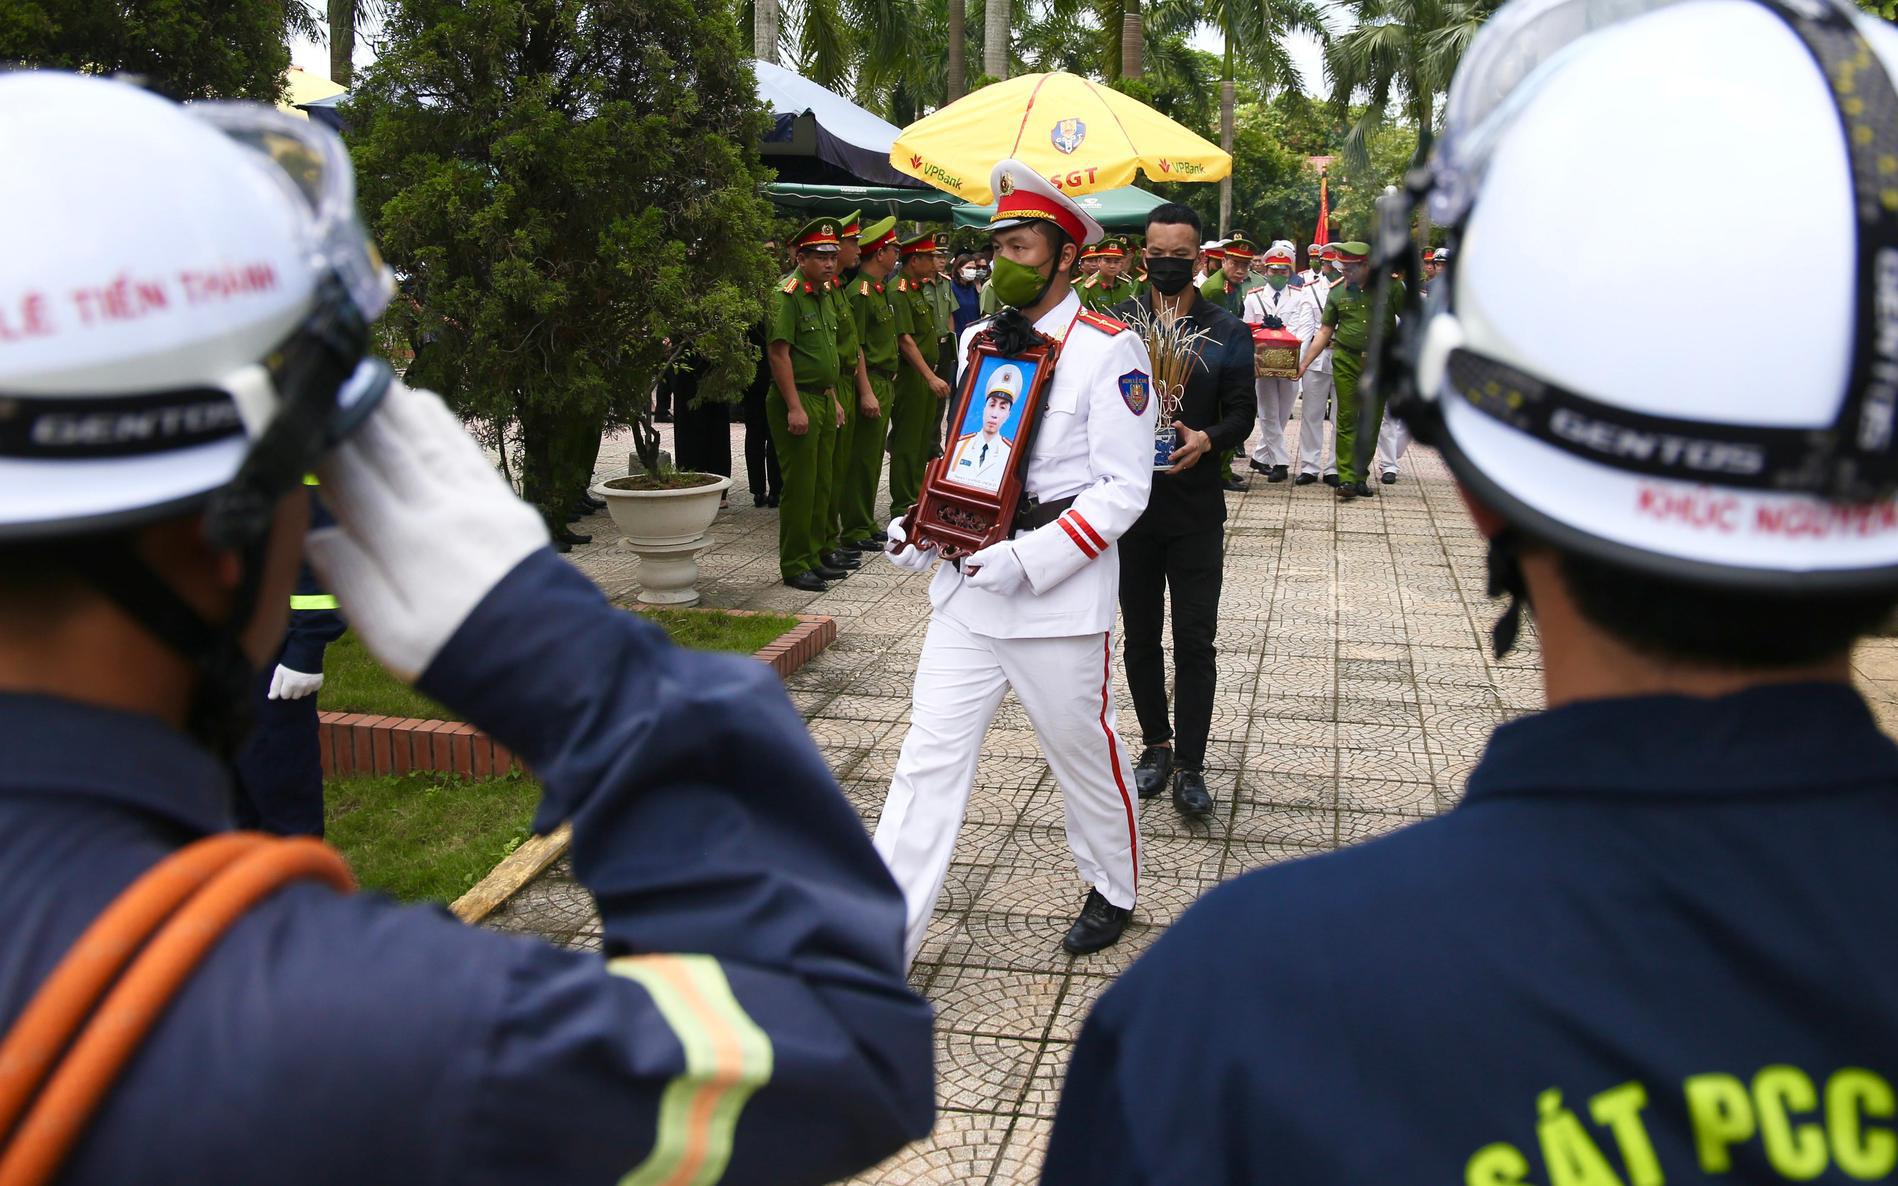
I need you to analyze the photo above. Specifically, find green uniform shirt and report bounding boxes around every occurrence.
[828,275,861,384]
[769,274,840,389]
[852,276,900,374]
[922,276,955,343]
[1321,279,1404,355]
[978,279,1000,316]
[891,275,937,350]
[1079,273,1137,312]
[1198,271,1246,316]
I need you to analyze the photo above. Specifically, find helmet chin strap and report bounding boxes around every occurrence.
[55,534,270,758]
[1485,531,1530,659]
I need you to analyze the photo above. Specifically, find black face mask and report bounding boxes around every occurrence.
[1146,257,1195,296]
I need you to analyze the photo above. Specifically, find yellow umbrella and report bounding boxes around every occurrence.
[890,72,1229,203]
[277,66,347,123]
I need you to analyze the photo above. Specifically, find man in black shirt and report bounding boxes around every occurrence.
[1113,204,1255,818]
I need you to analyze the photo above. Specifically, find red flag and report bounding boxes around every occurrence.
[1313,170,1330,247]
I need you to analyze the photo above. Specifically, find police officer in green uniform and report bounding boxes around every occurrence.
[923,242,960,452]
[888,232,951,521]
[1296,241,1401,501]
[843,218,900,551]
[821,211,868,576]
[766,218,848,591]
[1080,238,1138,311]
[1199,232,1255,488]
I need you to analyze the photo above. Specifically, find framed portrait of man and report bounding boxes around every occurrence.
[906,334,1059,558]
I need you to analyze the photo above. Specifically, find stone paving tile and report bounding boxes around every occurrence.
[473,420,1898,1182]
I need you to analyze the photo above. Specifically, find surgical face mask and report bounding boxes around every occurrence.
[960,267,983,283]
[989,253,1054,308]
[1266,271,1290,290]
[1145,256,1195,296]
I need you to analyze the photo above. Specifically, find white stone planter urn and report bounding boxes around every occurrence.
[593,473,732,605]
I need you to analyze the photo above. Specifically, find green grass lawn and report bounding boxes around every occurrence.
[320,608,800,902]
[326,770,541,903]
[318,609,798,719]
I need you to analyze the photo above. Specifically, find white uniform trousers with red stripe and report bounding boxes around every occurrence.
[873,613,1141,966]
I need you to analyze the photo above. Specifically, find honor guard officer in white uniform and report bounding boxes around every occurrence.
[0,74,932,1186]
[1293,244,1341,486]
[1046,0,1898,1178]
[947,364,1019,492]
[879,159,1156,963]
[1241,240,1314,482]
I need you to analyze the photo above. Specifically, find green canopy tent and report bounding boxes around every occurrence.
[952,185,1167,233]
[764,182,965,220]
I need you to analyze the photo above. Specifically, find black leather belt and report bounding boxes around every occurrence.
[1013,495,1076,533]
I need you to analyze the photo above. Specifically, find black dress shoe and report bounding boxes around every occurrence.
[580,492,607,510]
[568,500,597,520]
[754,495,768,508]
[845,537,878,552]
[814,564,849,580]
[1172,769,1214,818]
[1222,476,1249,492]
[1133,745,1173,799]
[1268,464,1290,483]
[1062,889,1132,955]
[550,537,572,554]
[766,494,781,508]
[555,528,592,545]
[824,549,862,570]
[1248,458,1272,475]
[1336,482,1359,501]
[1380,470,1398,484]
[1294,472,1318,486]
[870,529,890,544]
[1355,481,1376,497]
[1322,473,1341,487]
[783,572,828,592]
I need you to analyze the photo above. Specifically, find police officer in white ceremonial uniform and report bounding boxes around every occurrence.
[1241,240,1314,481]
[879,159,1157,964]
[946,364,1020,492]
[1293,244,1339,485]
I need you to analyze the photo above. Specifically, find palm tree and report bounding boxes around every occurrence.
[948,0,967,98]
[323,0,385,86]
[984,0,1011,79]
[1207,0,1328,233]
[756,0,781,62]
[1322,0,1497,168]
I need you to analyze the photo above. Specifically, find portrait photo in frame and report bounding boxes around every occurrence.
[904,333,1061,559]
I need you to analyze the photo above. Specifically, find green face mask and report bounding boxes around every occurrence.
[990,253,1053,309]
[1266,274,1289,290]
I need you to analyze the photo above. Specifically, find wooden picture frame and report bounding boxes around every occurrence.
[904,333,1060,559]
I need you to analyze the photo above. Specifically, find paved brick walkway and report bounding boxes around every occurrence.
[481,419,1898,1185]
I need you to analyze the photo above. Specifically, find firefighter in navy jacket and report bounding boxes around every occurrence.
[0,73,932,1185]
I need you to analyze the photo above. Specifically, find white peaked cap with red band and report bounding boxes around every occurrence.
[986,159,1106,248]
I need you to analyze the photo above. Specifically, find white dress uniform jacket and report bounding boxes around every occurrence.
[947,431,1013,492]
[1278,276,1329,371]
[931,291,1156,639]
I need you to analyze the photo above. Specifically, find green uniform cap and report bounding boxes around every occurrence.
[859,215,898,252]
[792,217,842,253]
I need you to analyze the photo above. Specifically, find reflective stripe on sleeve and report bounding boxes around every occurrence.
[609,954,775,1186]
[288,594,339,611]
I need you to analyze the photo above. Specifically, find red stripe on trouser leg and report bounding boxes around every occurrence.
[1058,518,1098,558]
[1068,511,1108,553]
[1098,632,1138,896]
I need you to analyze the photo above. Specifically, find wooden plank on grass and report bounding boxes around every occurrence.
[450,823,572,925]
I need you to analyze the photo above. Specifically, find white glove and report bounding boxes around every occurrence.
[267,665,324,701]
[884,517,939,574]
[965,540,1030,596]
[307,382,550,682]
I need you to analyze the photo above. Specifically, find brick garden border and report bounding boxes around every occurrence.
[317,611,837,781]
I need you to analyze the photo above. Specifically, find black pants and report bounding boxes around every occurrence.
[232,662,325,837]
[1117,524,1224,771]
[742,385,782,500]
[674,391,733,478]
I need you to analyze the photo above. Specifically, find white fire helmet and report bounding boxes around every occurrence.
[0,72,395,542]
[1377,0,1898,592]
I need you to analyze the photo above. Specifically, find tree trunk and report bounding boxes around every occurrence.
[948,0,967,99]
[984,0,1010,80]
[1219,66,1235,236]
[327,0,355,85]
[1121,2,1143,78]
[754,0,779,63]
